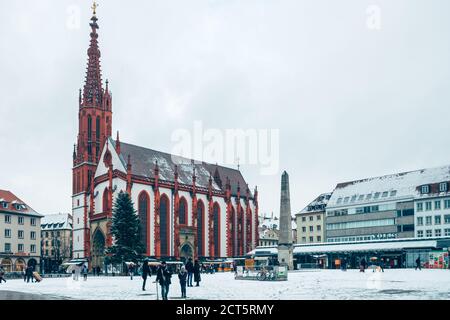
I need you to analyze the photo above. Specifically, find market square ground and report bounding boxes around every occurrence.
[0,269,449,300]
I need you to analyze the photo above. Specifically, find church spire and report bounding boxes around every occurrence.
[82,3,103,107]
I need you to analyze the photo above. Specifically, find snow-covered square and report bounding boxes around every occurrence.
[0,269,449,300]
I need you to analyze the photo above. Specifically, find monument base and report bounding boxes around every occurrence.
[278,245,294,270]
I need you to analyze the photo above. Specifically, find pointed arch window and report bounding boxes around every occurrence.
[179,198,187,225]
[160,195,170,256]
[138,192,150,255]
[102,188,109,213]
[197,200,205,257]
[213,203,220,257]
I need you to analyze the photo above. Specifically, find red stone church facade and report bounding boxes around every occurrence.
[72,11,259,267]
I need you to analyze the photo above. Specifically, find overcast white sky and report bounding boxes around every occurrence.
[1,0,450,218]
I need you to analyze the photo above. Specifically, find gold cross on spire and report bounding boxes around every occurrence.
[92,1,98,15]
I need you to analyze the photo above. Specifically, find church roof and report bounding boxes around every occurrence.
[114,140,252,198]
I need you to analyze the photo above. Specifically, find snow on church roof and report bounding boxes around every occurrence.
[114,140,252,198]
[328,165,450,208]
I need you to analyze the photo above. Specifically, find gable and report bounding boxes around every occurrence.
[95,137,127,178]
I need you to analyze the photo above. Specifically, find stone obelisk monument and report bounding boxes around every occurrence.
[278,171,294,270]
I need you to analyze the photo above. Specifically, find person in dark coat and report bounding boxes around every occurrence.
[359,258,367,272]
[178,265,188,298]
[128,263,135,280]
[415,257,422,270]
[156,261,172,300]
[0,267,6,283]
[193,260,201,287]
[141,260,151,291]
[26,266,34,283]
[82,265,88,281]
[185,257,194,287]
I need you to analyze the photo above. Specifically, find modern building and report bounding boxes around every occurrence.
[0,190,43,272]
[72,7,259,267]
[41,213,73,273]
[250,237,450,269]
[326,165,450,243]
[296,193,331,244]
[414,177,450,239]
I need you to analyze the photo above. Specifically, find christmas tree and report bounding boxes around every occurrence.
[107,191,145,264]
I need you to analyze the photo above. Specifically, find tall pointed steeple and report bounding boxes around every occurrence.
[82,6,103,107]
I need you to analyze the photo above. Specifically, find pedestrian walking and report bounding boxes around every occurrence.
[379,258,385,272]
[186,257,194,287]
[26,266,34,283]
[82,265,88,281]
[0,267,7,283]
[22,269,26,282]
[142,260,151,291]
[96,266,101,276]
[156,261,172,300]
[415,257,422,270]
[178,265,188,298]
[359,258,367,273]
[128,263,135,280]
[194,260,201,287]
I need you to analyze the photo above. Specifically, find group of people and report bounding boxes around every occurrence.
[23,266,36,282]
[140,257,203,300]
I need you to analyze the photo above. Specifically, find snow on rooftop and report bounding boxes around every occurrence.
[41,213,72,230]
[299,192,332,213]
[328,165,450,208]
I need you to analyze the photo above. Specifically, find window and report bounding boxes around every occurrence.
[402,224,414,232]
[18,244,24,252]
[417,230,424,238]
[444,215,450,224]
[18,216,24,225]
[358,195,365,201]
[30,245,36,253]
[402,209,414,216]
[374,192,380,199]
[343,197,349,203]
[317,215,321,220]
[350,195,357,202]
[435,200,441,210]
[309,236,314,242]
[435,229,441,237]
[2,202,7,208]
[30,218,36,226]
[366,194,372,200]
[435,216,441,225]
[326,218,395,231]
[426,230,432,238]
[5,243,11,252]
[439,182,448,192]
[417,217,423,226]
[179,198,187,225]
[426,216,432,225]
[30,231,36,240]
[309,226,313,232]
[45,232,49,237]
[417,203,423,212]
[445,200,450,209]
[390,190,397,197]
[317,225,321,231]
[77,218,80,224]
[5,215,11,224]
[317,236,321,242]
[302,237,306,243]
[421,185,430,194]
[57,231,60,237]
[382,191,389,197]
[4,229,11,238]
[336,198,343,204]
[18,230,24,239]
[302,227,306,232]
[425,202,432,211]
[309,216,313,221]
[302,217,306,222]
[445,229,450,237]
[45,250,48,256]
